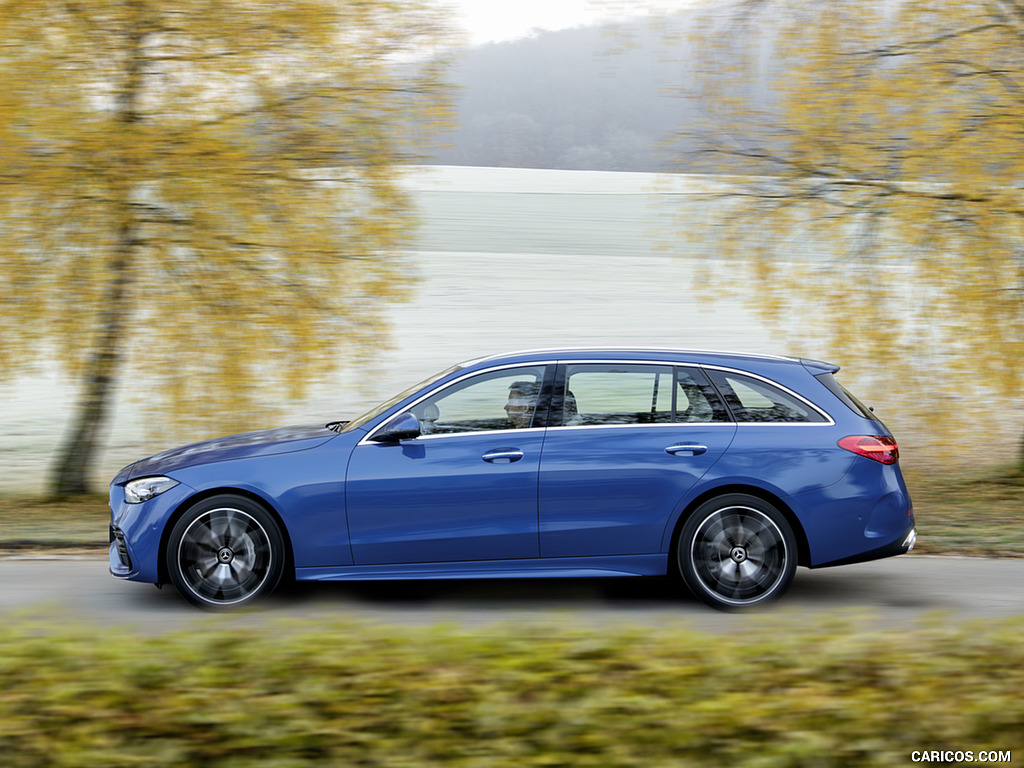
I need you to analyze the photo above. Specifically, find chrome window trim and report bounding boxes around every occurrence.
[564,358,701,368]
[358,358,835,446]
[358,361,556,446]
[559,359,834,428]
[547,422,737,432]
[700,363,835,426]
[559,359,834,427]
[405,427,548,442]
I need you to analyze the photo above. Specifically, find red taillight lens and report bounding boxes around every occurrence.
[838,435,899,464]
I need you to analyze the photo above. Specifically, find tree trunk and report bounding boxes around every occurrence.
[50,15,146,497]
[1019,429,1024,476]
[50,223,136,496]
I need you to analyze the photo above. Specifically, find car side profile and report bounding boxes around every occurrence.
[109,348,916,610]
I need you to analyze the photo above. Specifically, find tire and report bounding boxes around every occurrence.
[677,493,797,611]
[166,494,285,610]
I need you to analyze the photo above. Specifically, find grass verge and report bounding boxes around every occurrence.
[904,465,1024,557]
[0,494,108,550]
[0,617,1021,767]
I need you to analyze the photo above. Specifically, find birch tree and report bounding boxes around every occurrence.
[680,0,1024,470]
[0,0,453,494]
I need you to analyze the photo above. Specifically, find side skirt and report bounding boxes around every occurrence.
[296,554,668,582]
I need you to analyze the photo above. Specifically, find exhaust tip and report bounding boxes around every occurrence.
[902,528,917,553]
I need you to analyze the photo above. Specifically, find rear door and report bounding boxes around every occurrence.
[538,362,736,557]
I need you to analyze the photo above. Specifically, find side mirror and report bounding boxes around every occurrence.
[370,412,421,442]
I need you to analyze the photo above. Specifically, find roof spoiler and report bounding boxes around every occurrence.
[799,357,840,375]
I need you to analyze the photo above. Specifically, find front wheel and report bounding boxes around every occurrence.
[677,494,797,611]
[166,495,285,609]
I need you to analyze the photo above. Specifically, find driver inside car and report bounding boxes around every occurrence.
[504,380,539,428]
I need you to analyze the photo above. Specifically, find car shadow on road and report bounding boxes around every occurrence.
[274,575,691,610]
[271,564,938,614]
[112,560,947,624]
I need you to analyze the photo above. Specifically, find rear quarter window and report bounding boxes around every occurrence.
[707,370,829,423]
[814,372,876,420]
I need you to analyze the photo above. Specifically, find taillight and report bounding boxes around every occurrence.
[838,435,899,464]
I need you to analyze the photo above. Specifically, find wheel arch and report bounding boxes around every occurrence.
[157,487,295,586]
[667,484,811,569]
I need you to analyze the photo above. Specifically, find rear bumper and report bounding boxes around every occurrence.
[810,520,917,569]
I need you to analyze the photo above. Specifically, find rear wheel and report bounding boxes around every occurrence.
[677,493,796,610]
[166,495,284,609]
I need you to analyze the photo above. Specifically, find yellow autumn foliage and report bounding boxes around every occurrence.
[0,0,455,491]
[680,0,1024,466]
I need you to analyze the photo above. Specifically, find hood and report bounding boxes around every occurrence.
[124,424,337,478]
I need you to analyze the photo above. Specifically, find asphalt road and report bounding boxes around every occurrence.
[2,552,1023,636]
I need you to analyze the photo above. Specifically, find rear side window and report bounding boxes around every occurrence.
[560,364,729,425]
[675,367,731,423]
[814,372,876,420]
[707,370,828,423]
[564,364,673,425]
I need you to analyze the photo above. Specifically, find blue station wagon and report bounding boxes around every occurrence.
[109,349,916,610]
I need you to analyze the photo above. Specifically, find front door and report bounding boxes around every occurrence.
[345,364,550,565]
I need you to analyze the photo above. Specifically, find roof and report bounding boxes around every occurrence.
[460,347,800,366]
[455,348,840,377]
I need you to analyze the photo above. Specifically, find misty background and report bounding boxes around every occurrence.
[427,15,770,174]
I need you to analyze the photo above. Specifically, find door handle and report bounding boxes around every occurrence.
[482,449,525,464]
[665,444,708,457]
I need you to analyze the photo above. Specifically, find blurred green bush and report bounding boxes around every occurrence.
[1,618,1020,766]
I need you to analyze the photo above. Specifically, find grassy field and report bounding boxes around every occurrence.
[1,465,1022,556]
[0,493,109,550]
[903,465,1024,557]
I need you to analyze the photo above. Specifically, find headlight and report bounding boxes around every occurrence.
[124,476,180,504]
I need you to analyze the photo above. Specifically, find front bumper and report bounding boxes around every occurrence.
[108,478,195,584]
[109,525,133,574]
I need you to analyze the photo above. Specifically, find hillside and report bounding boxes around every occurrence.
[431,17,750,173]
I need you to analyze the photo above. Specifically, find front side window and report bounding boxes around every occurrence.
[707,370,828,423]
[410,366,547,434]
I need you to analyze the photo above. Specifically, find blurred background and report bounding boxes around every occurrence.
[1,0,1022,495]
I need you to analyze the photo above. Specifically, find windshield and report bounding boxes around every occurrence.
[339,363,463,433]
